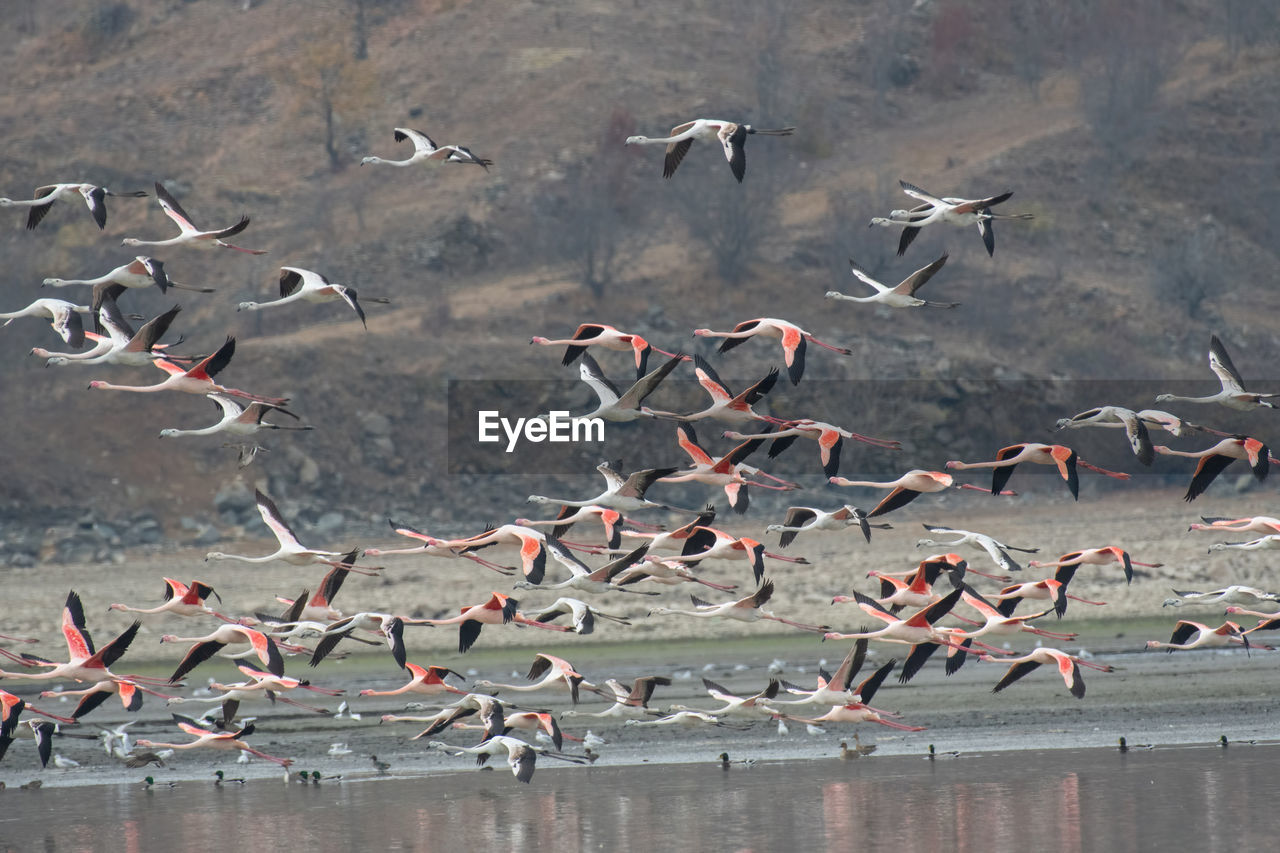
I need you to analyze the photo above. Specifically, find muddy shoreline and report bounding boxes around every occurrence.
[3,489,1279,789]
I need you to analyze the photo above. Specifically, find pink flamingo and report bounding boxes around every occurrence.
[693,317,852,385]
[947,442,1130,500]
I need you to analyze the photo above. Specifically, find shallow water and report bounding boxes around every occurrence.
[4,743,1279,852]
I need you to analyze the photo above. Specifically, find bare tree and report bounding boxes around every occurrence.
[673,163,783,283]
[864,10,921,116]
[272,39,378,170]
[1077,0,1185,166]
[351,0,369,60]
[1156,219,1220,320]
[1221,0,1280,58]
[540,109,644,297]
[827,172,901,295]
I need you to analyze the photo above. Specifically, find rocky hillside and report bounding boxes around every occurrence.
[1,0,1278,562]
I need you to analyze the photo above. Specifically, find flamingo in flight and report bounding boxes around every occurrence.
[527,461,692,514]
[39,677,175,720]
[167,673,333,727]
[205,489,375,572]
[307,611,432,668]
[88,336,289,406]
[947,442,1130,500]
[826,254,958,308]
[427,735,588,783]
[271,564,351,623]
[726,419,901,479]
[0,591,143,686]
[1145,621,1253,652]
[1155,334,1278,411]
[29,330,114,365]
[474,652,598,705]
[122,182,266,254]
[0,297,89,347]
[1027,546,1161,585]
[361,127,492,169]
[162,623,285,682]
[1154,436,1270,502]
[624,119,795,182]
[694,318,852,385]
[1053,405,1155,466]
[515,504,659,553]
[650,578,828,633]
[76,295,185,369]
[365,518,516,574]
[0,182,147,229]
[109,578,231,621]
[359,663,468,699]
[613,556,740,592]
[441,523,554,584]
[565,351,685,422]
[1056,406,1238,458]
[1206,535,1280,554]
[1168,587,1280,608]
[34,301,187,367]
[978,648,1113,699]
[679,526,809,584]
[237,266,390,328]
[512,538,656,596]
[661,423,796,514]
[1188,516,1280,535]
[647,356,782,425]
[159,393,313,439]
[829,469,1013,518]
[563,676,673,722]
[668,678,785,721]
[771,640,892,708]
[525,597,632,636]
[137,715,292,767]
[850,555,963,613]
[991,572,1108,619]
[869,180,1033,256]
[951,587,1079,644]
[915,524,1038,574]
[446,711,571,751]
[418,592,571,653]
[823,588,975,683]
[1061,407,1232,440]
[766,505,876,548]
[776,696,926,732]
[390,693,506,741]
[772,656,924,730]
[43,255,211,296]
[2,690,78,739]
[1,691,77,762]
[614,505,717,554]
[531,322,683,379]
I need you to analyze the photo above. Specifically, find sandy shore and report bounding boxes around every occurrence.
[3,487,1278,788]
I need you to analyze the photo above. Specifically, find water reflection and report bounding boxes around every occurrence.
[2,745,1274,852]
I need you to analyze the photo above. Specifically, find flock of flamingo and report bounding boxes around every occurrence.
[3,116,1280,786]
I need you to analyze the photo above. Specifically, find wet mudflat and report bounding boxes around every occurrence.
[4,741,1280,853]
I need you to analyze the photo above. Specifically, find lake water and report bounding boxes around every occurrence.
[4,743,1279,852]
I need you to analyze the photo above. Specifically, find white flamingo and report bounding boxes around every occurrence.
[121,182,266,254]
[826,254,957,308]
[361,127,492,169]
[0,298,89,347]
[0,182,147,229]
[1156,334,1278,411]
[237,266,389,328]
[869,180,1033,256]
[624,119,795,182]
